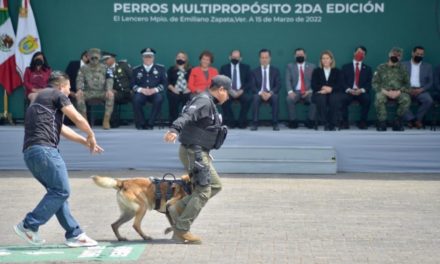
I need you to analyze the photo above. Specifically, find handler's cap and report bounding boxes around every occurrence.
[101,51,116,60]
[141,48,156,57]
[211,75,232,92]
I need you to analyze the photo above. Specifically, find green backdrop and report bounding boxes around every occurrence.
[2,0,440,121]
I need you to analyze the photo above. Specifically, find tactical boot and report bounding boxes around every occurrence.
[102,114,111,130]
[172,229,202,244]
[376,121,387,131]
[392,119,404,131]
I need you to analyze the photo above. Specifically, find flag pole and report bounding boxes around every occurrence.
[1,90,13,125]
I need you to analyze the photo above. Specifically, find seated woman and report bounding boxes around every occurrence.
[188,50,218,94]
[167,51,192,124]
[311,50,343,130]
[24,52,52,102]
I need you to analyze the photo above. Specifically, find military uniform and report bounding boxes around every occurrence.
[106,60,132,127]
[76,49,114,125]
[132,63,167,129]
[372,63,411,122]
[108,61,132,103]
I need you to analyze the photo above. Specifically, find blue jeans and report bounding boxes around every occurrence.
[23,145,83,239]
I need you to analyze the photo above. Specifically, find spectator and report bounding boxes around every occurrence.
[340,46,372,129]
[167,51,192,124]
[372,47,411,131]
[285,48,316,129]
[402,46,433,129]
[24,52,52,102]
[132,48,167,130]
[188,50,218,94]
[311,50,344,131]
[76,48,114,130]
[250,49,281,131]
[102,51,133,127]
[220,49,252,128]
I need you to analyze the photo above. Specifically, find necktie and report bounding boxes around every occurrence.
[300,65,306,94]
[355,62,360,88]
[263,67,268,92]
[232,65,238,90]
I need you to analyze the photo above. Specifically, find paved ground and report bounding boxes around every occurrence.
[1,170,440,264]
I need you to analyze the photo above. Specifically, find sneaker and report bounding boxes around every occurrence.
[13,222,45,246]
[65,233,98,248]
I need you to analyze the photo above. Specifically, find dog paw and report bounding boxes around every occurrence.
[118,237,128,241]
[164,227,173,235]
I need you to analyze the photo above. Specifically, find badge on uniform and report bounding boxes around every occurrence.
[137,72,143,79]
[153,69,158,75]
[117,68,122,73]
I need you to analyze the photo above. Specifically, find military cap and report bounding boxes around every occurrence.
[88,48,101,57]
[389,47,403,56]
[102,51,116,60]
[141,48,156,56]
[211,75,232,92]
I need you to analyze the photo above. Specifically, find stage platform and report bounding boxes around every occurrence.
[0,125,439,173]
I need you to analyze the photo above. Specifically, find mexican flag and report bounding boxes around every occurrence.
[0,0,21,94]
[15,0,40,79]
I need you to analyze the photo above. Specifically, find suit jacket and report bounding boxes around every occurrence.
[167,66,192,86]
[402,61,433,91]
[188,66,218,93]
[250,65,281,94]
[311,68,343,94]
[65,61,81,92]
[220,63,251,93]
[285,62,316,93]
[341,62,372,93]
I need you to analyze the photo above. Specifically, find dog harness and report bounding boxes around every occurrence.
[150,173,192,210]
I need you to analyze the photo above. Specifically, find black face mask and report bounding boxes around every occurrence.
[176,59,186,65]
[34,58,44,66]
[390,56,399,63]
[230,58,239,65]
[413,56,423,63]
[296,56,305,63]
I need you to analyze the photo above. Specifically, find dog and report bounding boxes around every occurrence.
[92,174,191,241]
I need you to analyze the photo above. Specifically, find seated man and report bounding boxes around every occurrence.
[341,46,372,129]
[402,46,433,129]
[285,48,316,129]
[372,47,411,131]
[132,48,167,130]
[250,49,281,131]
[76,48,114,129]
[220,49,252,128]
[102,51,133,127]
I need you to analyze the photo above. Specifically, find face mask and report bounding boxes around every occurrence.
[90,56,100,65]
[390,56,399,63]
[296,56,305,63]
[354,52,364,62]
[176,59,186,65]
[230,58,239,65]
[413,56,423,63]
[34,58,44,66]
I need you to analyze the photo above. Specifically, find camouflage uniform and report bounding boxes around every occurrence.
[372,63,411,121]
[76,49,114,118]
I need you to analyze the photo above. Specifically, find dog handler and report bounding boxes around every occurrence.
[14,71,103,247]
[164,75,231,244]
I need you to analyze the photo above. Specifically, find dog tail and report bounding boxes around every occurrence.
[91,175,122,190]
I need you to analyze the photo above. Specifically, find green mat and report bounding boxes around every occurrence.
[0,242,145,263]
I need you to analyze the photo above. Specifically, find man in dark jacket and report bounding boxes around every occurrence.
[164,75,231,244]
